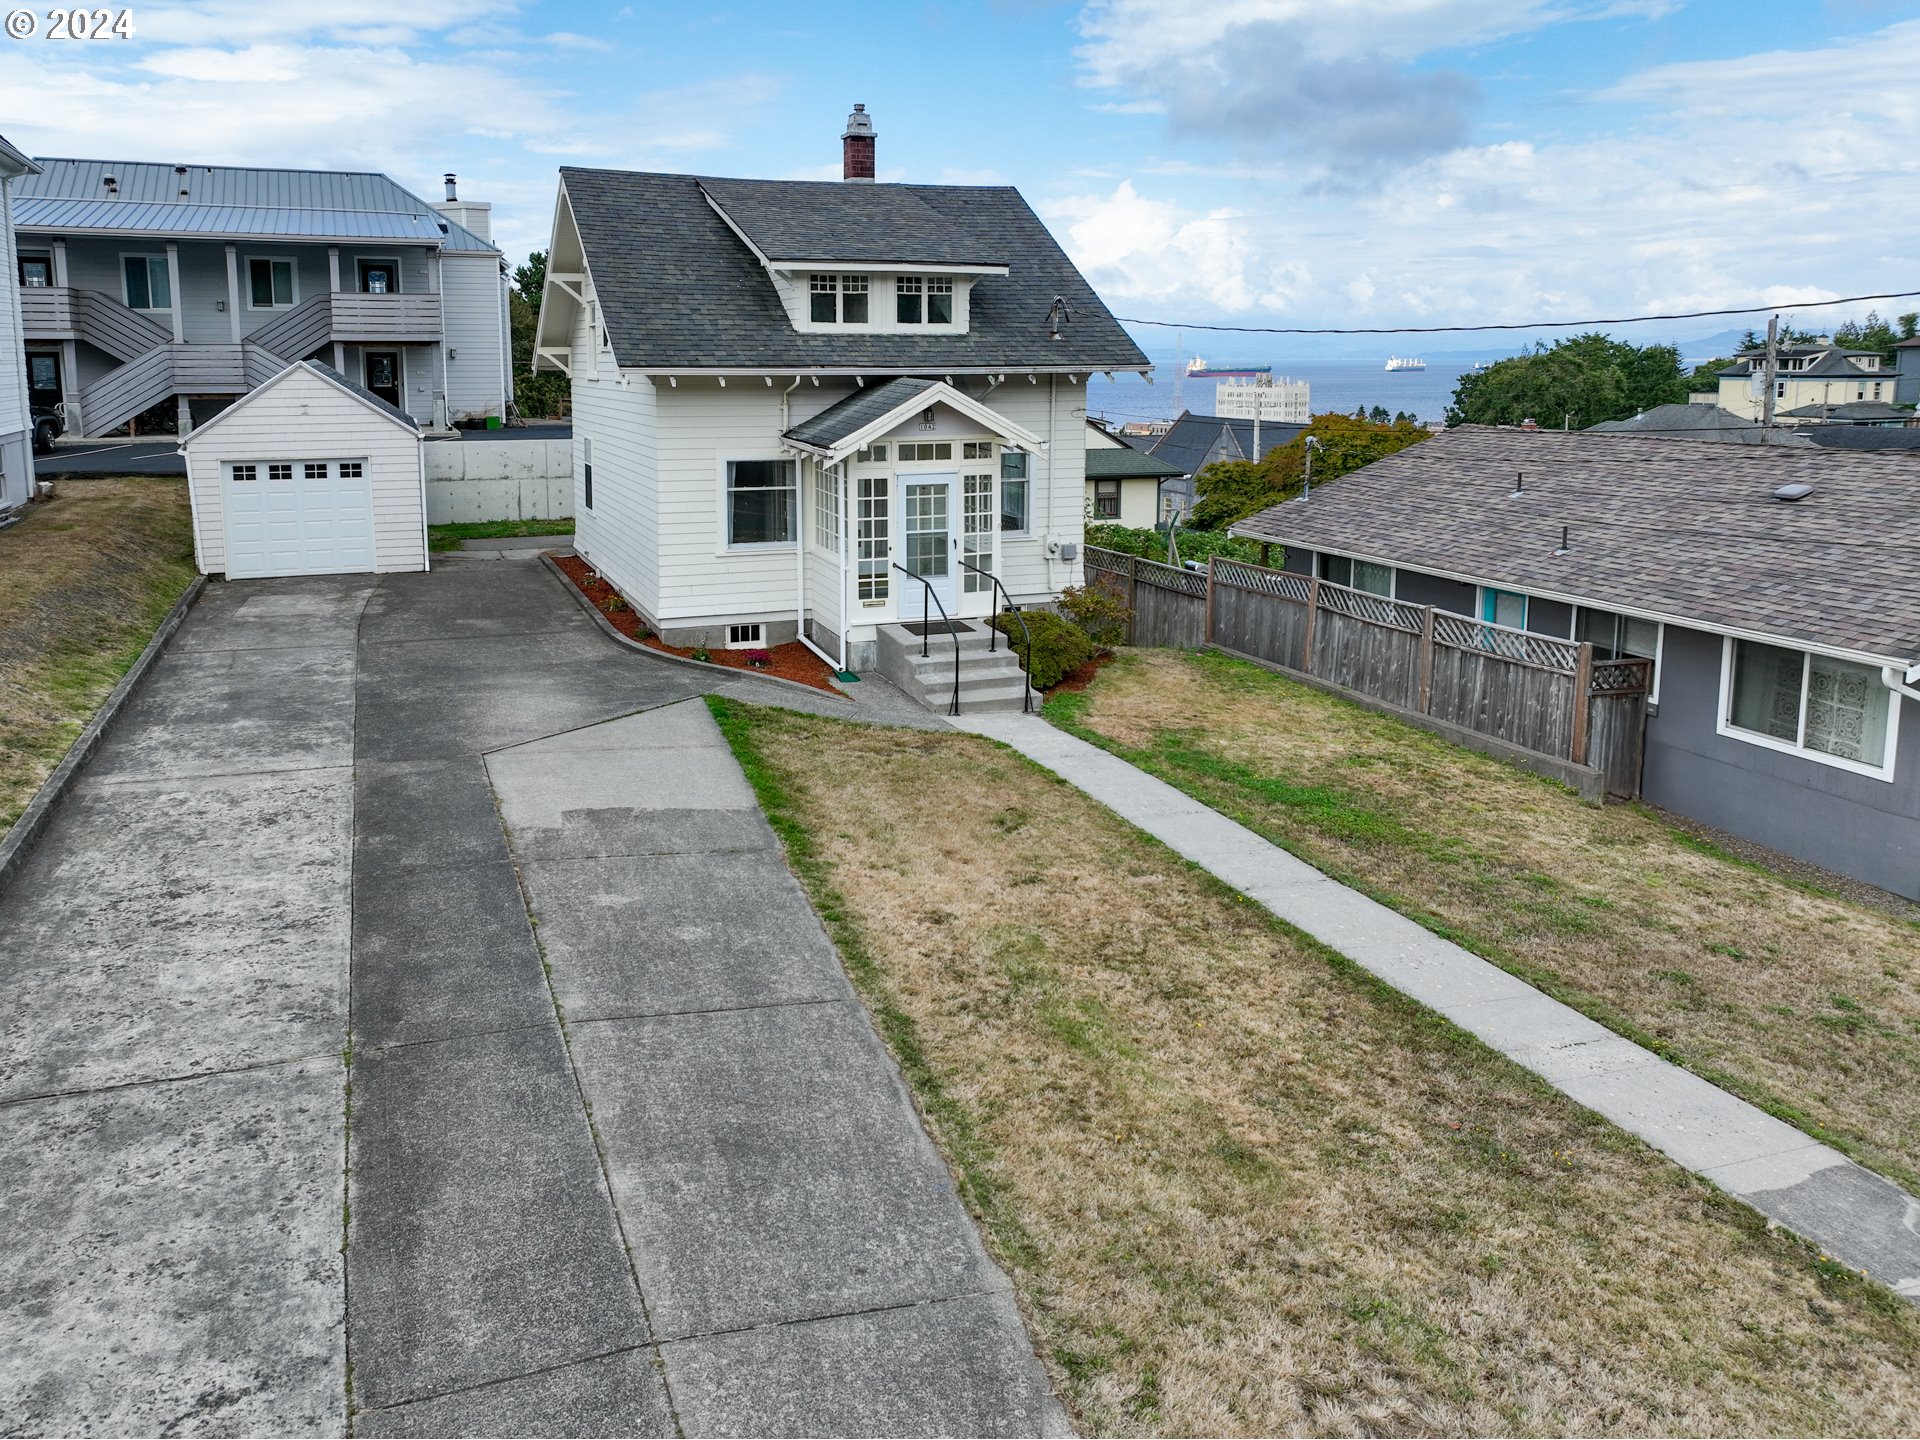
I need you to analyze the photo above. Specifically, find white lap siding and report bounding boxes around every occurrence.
[441,252,507,422]
[182,366,424,574]
[979,377,1086,606]
[568,297,660,616]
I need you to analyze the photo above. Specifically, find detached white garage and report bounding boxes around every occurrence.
[181,360,427,579]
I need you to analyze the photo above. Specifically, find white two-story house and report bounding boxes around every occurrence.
[13,158,510,439]
[0,131,40,510]
[532,106,1150,677]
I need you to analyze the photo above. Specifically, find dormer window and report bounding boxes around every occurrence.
[896,276,954,325]
[810,273,869,324]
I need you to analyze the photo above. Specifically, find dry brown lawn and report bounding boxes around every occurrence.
[711,697,1920,1438]
[1047,648,1920,1195]
[0,477,196,836]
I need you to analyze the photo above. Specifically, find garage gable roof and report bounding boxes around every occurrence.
[179,360,422,449]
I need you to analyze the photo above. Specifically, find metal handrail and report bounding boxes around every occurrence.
[957,558,1035,714]
[891,564,962,715]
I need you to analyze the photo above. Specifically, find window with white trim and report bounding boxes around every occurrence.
[248,257,296,309]
[813,466,841,553]
[962,441,993,459]
[122,254,170,310]
[857,475,889,602]
[231,464,257,483]
[809,274,868,324]
[926,276,953,324]
[1724,638,1895,775]
[895,275,955,325]
[897,441,951,461]
[855,443,887,462]
[999,450,1029,533]
[962,472,994,592]
[726,623,764,649]
[896,275,922,324]
[810,274,837,324]
[726,460,796,546]
[339,461,363,479]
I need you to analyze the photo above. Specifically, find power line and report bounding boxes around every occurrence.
[1114,288,1920,337]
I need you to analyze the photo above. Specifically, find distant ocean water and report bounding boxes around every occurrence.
[1085,362,1477,428]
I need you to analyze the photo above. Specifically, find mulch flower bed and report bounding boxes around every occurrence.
[554,553,842,694]
[1050,649,1118,695]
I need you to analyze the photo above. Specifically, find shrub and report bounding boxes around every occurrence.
[990,609,1092,690]
[745,647,772,668]
[1057,583,1130,646]
[602,594,626,612]
[1084,523,1264,566]
[690,646,713,663]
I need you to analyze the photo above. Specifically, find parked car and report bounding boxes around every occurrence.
[30,401,63,453]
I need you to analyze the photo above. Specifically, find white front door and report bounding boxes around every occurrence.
[223,459,375,578]
[897,472,958,622]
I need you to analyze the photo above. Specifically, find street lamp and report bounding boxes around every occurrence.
[1303,434,1323,499]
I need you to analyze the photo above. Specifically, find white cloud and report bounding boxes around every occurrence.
[1045,181,1256,312]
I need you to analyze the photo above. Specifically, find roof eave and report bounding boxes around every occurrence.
[621,362,1150,379]
[764,259,1012,276]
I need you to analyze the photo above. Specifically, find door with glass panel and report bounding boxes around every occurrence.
[896,472,957,621]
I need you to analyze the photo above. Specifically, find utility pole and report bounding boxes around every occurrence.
[1760,313,1779,428]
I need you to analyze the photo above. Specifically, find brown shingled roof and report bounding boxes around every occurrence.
[1229,425,1920,665]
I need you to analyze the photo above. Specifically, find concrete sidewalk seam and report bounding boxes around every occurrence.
[0,1046,347,1111]
[564,996,851,1028]
[648,1284,1024,1348]
[351,1341,655,1423]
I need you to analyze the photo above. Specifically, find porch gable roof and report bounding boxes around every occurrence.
[783,378,1042,461]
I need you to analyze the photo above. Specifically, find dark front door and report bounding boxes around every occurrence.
[27,352,61,412]
[364,351,401,408]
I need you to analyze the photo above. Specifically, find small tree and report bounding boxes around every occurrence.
[1192,411,1428,529]
[509,250,568,418]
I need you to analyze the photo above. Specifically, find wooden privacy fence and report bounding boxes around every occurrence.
[1084,547,1651,797]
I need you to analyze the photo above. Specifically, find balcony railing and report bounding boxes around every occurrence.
[20,285,173,362]
[246,290,441,359]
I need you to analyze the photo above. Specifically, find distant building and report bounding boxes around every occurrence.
[1713,342,1898,423]
[1146,409,1304,523]
[1084,418,1184,527]
[1215,374,1309,424]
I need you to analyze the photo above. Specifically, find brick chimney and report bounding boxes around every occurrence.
[842,104,875,183]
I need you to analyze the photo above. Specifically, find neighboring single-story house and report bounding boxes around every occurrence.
[0,131,39,510]
[179,359,426,578]
[1147,409,1303,522]
[1232,425,1920,900]
[1085,418,1184,526]
[531,105,1149,680]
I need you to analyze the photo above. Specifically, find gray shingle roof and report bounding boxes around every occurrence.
[1720,349,1886,380]
[699,178,1008,266]
[1147,411,1303,476]
[16,157,496,251]
[1230,425,1920,664]
[1086,446,1184,480]
[1587,403,1812,445]
[784,377,939,448]
[1779,400,1911,422]
[559,166,1149,373]
[1803,425,1920,451]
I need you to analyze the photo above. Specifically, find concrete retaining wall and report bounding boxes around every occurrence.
[424,438,572,523]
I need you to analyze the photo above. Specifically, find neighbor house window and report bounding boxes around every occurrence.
[249,257,295,308]
[1481,586,1526,627]
[1000,450,1029,533]
[857,474,889,601]
[1320,554,1392,596]
[726,459,797,546]
[1576,608,1657,662]
[1093,479,1120,518]
[1724,639,1894,776]
[123,255,170,310]
[18,255,50,287]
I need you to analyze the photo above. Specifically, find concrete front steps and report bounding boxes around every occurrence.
[876,621,1035,715]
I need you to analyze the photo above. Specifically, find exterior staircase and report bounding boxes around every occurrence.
[875,620,1035,715]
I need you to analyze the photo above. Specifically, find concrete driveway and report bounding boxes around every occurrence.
[0,559,1054,1437]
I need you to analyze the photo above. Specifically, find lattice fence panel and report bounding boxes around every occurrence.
[1212,557,1311,602]
[1083,547,1133,576]
[1132,555,1209,598]
[1318,582,1424,633]
[1590,658,1653,695]
[1431,612,1579,672]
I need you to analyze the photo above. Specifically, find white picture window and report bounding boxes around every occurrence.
[248,257,296,309]
[1722,638,1896,778]
[726,460,797,547]
[857,475,889,602]
[122,255,170,310]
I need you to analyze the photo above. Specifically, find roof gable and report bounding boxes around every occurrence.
[179,359,421,447]
[556,166,1148,374]
[784,377,1042,459]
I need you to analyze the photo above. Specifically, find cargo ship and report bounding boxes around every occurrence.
[1186,358,1271,379]
[1384,355,1428,372]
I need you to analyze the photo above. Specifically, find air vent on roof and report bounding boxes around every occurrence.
[1773,482,1814,502]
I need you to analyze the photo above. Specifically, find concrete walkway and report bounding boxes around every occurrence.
[953,711,1920,1303]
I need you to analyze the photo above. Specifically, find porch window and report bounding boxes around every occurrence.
[812,466,842,553]
[1726,639,1893,774]
[726,459,796,546]
[897,441,952,461]
[962,472,994,592]
[1000,450,1029,533]
[123,255,171,310]
[1093,479,1121,518]
[857,475,889,601]
[249,257,295,308]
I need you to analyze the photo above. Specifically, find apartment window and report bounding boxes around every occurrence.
[18,255,50,287]
[857,474,889,601]
[896,276,922,324]
[122,255,171,310]
[726,459,796,546]
[248,257,296,309]
[1321,554,1393,596]
[810,274,837,323]
[897,441,952,461]
[813,466,842,552]
[926,277,954,324]
[1000,450,1029,532]
[1093,479,1121,518]
[1725,639,1894,775]
[962,441,993,459]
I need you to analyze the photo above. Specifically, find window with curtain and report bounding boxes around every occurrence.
[1093,479,1120,518]
[726,460,796,546]
[1728,639,1892,768]
[123,255,170,310]
[249,257,294,308]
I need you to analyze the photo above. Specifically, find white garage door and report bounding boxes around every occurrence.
[224,460,375,578]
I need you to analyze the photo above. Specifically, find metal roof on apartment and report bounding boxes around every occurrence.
[558,166,1148,373]
[14,158,496,250]
[1230,425,1920,665]
[0,132,38,177]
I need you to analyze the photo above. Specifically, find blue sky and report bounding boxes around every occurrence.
[4,0,1918,355]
